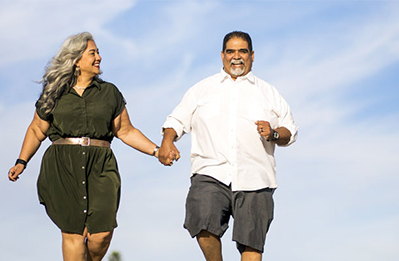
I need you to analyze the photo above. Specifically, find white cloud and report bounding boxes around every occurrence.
[1,1,398,261]
[258,3,399,97]
[0,0,136,67]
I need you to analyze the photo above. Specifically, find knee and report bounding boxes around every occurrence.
[87,231,113,249]
[196,230,221,246]
[241,245,262,256]
[62,232,85,247]
[197,230,218,240]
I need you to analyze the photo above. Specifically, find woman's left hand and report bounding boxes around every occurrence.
[8,164,25,182]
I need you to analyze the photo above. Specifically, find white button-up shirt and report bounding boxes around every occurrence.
[163,69,298,191]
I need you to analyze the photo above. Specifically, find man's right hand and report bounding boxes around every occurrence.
[158,143,180,166]
[158,128,181,166]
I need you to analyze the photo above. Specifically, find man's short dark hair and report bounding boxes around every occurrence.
[222,31,253,53]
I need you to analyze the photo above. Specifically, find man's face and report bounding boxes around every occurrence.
[221,37,254,80]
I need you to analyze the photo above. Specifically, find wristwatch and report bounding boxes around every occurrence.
[270,130,279,141]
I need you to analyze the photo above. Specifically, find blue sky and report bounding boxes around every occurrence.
[1,0,398,260]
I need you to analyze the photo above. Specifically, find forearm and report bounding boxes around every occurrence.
[161,128,178,146]
[112,107,158,156]
[118,128,158,156]
[9,112,49,181]
[274,127,291,146]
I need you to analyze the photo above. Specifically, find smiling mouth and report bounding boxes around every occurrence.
[230,59,244,67]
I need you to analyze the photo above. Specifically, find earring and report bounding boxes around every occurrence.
[74,66,81,77]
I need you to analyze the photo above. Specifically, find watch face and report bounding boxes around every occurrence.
[273,131,279,140]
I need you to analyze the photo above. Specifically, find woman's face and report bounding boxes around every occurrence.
[76,40,102,79]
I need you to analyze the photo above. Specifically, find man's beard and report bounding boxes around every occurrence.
[230,59,245,76]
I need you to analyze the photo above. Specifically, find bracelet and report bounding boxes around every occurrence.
[15,159,27,169]
[153,146,160,156]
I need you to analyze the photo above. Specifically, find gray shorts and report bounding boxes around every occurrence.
[184,174,275,253]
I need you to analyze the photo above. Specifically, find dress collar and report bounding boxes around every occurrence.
[68,77,102,93]
[91,78,102,90]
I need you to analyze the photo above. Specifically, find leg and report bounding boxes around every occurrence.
[196,230,223,261]
[86,229,114,261]
[184,175,232,261]
[241,246,262,261]
[233,189,274,259]
[61,230,87,261]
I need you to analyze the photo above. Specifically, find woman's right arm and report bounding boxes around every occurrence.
[8,111,50,182]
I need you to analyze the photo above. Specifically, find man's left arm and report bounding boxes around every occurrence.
[268,86,298,146]
[255,121,291,146]
[274,127,291,146]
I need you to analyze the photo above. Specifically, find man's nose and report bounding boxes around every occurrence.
[233,50,240,59]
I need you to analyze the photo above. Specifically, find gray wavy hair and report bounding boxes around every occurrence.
[36,32,101,118]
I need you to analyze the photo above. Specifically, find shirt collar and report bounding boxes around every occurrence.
[91,78,102,90]
[68,77,102,93]
[219,68,255,83]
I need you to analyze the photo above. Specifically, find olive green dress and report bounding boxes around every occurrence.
[36,79,126,234]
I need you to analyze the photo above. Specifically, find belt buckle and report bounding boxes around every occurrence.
[80,137,91,146]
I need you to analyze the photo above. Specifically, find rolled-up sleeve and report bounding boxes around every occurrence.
[276,94,298,147]
[162,88,197,141]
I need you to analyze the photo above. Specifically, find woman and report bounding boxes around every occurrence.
[8,32,161,260]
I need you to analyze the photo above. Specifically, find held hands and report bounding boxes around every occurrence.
[255,120,272,140]
[158,142,180,166]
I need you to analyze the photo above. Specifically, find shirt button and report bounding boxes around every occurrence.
[82,152,86,155]
[83,210,87,213]
[82,181,86,185]
[82,166,85,169]
[83,196,87,200]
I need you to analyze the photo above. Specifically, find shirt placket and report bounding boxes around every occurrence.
[79,95,89,217]
[229,81,238,188]
[80,148,88,216]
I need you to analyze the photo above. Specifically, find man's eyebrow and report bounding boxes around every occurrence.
[225,48,249,52]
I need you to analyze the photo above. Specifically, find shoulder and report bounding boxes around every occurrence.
[201,72,221,84]
[179,73,220,102]
[93,78,126,103]
[95,78,118,90]
[94,78,124,95]
[253,74,282,95]
[190,72,221,91]
[252,74,274,89]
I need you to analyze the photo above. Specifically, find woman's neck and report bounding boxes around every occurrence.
[75,76,93,88]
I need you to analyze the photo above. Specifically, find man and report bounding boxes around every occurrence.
[158,31,298,261]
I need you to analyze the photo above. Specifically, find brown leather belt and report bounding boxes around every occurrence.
[52,137,110,148]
